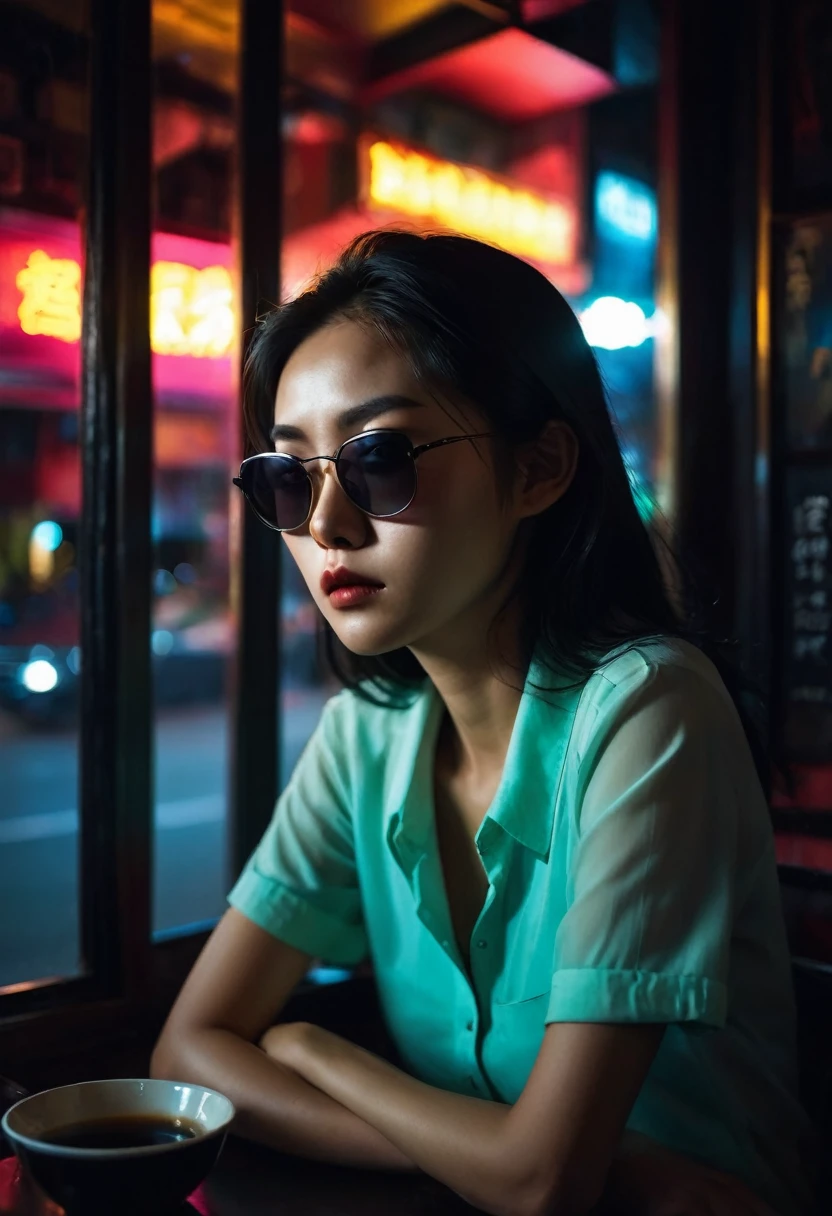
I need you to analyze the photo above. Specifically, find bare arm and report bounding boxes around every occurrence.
[150,908,416,1171]
[260,1017,662,1216]
[261,1021,776,1216]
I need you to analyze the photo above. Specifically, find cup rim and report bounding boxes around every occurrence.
[1,1078,236,1160]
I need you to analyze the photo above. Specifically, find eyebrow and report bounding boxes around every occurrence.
[270,395,426,444]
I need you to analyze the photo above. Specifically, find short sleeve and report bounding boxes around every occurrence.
[546,663,737,1029]
[228,696,368,965]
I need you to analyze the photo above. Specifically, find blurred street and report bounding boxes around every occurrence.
[0,692,327,988]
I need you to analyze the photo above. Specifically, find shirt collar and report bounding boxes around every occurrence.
[384,648,584,863]
[486,652,583,857]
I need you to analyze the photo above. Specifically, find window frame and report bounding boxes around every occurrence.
[0,0,285,1062]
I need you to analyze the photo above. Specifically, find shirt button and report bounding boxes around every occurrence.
[465,1021,474,1032]
[475,939,487,949]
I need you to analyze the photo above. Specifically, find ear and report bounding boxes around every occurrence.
[514,421,578,519]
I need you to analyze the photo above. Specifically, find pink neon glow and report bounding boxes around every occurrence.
[0,210,234,409]
[1,182,587,413]
[362,28,615,123]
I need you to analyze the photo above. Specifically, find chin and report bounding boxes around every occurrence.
[327,617,417,659]
[332,632,406,658]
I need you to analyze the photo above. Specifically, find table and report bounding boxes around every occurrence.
[201,1138,477,1215]
[1,1139,478,1215]
[2,982,480,1213]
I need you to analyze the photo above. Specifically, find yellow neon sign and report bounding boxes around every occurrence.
[150,261,234,358]
[366,139,576,266]
[15,252,234,358]
[17,250,82,343]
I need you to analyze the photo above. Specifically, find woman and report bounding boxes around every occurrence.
[153,231,815,1215]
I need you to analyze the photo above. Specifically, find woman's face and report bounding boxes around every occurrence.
[273,317,528,660]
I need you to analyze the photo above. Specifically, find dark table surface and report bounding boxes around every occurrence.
[2,1138,477,1215]
[199,1137,476,1216]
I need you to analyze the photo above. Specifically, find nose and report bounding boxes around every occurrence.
[306,460,370,550]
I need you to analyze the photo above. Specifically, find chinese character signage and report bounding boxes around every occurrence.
[362,138,578,267]
[16,249,82,343]
[785,466,832,758]
[150,261,234,359]
[0,208,235,409]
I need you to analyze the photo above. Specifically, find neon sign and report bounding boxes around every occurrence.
[16,250,82,343]
[14,252,234,358]
[150,261,234,358]
[595,172,657,243]
[365,139,577,266]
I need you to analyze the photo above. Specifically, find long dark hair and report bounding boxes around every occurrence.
[244,229,768,790]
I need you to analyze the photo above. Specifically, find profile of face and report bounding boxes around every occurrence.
[274,317,575,661]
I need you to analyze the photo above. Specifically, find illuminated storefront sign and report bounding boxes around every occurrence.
[364,139,577,266]
[595,172,657,243]
[1,213,237,412]
[150,261,234,358]
[16,250,82,343]
[13,249,234,358]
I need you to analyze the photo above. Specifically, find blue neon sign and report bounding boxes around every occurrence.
[595,172,657,243]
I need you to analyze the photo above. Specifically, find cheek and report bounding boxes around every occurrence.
[281,536,318,594]
[411,458,509,537]
[394,466,514,591]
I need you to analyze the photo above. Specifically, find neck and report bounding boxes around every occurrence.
[410,598,530,785]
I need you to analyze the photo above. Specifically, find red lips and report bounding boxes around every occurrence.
[320,567,384,596]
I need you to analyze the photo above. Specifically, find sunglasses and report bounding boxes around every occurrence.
[233,428,494,532]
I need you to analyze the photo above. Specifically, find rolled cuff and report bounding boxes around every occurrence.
[545,968,727,1028]
[228,868,368,966]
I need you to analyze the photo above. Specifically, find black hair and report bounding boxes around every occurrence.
[244,229,768,792]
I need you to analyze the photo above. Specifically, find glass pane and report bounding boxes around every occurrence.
[278,8,661,785]
[150,0,239,935]
[581,91,660,522]
[0,0,88,987]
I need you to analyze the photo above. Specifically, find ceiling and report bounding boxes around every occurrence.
[288,0,469,41]
[152,0,470,59]
[362,26,614,123]
[12,0,611,124]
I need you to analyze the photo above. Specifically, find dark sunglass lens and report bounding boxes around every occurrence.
[245,456,311,530]
[338,433,415,516]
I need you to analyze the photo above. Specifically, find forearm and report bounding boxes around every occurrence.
[278,1030,537,1215]
[151,1028,417,1172]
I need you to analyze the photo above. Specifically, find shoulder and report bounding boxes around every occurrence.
[586,636,729,706]
[572,637,738,758]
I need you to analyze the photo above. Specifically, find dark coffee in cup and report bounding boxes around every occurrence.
[43,1114,202,1150]
[1,1079,235,1216]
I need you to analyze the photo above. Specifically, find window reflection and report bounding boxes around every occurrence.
[0,1,86,987]
[275,6,661,794]
[150,1,239,936]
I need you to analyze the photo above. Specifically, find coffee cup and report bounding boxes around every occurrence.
[1,1078,235,1215]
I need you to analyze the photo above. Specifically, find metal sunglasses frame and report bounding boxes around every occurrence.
[232,428,495,532]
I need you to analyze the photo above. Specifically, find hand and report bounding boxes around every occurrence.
[605,1138,776,1216]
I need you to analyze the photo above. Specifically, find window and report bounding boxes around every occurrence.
[150,3,240,938]
[0,0,285,1050]
[0,0,88,990]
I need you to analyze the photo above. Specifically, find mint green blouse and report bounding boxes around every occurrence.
[229,638,815,1214]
